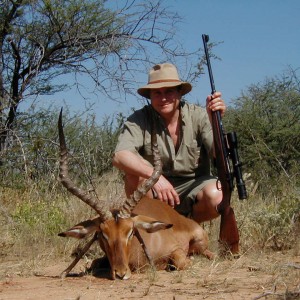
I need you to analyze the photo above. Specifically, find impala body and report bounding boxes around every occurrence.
[59,197,213,279]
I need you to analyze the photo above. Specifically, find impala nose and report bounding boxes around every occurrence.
[115,269,131,280]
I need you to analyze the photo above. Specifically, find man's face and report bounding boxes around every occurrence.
[150,87,181,118]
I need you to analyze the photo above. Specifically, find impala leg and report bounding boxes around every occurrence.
[188,228,215,260]
[169,248,191,270]
[60,233,98,278]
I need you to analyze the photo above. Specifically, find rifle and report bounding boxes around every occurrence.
[202,34,247,254]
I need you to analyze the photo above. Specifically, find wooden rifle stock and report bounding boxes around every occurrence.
[202,34,247,254]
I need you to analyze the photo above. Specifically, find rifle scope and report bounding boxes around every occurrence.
[227,132,248,200]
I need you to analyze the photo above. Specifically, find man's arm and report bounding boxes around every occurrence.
[113,150,180,207]
[113,150,153,179]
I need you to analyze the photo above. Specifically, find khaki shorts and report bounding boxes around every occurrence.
[135,153,217,215]
[168,175,217,216]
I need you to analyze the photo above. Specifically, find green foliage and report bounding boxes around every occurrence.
[0,106,124,189]
[225,69,300,194]
[12,199,67,235]
[1,0,128,101]
[223,69,300,251]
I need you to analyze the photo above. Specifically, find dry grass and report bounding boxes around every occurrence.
[0,169,299,296]
[0,170,125,278]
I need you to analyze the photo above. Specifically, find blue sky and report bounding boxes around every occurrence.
[39,0,300,123]
[180,0,300,104]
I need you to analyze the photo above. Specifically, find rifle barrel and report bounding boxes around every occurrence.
[202,34,216,94]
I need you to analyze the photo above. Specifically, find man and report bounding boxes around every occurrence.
[112,63,226,223]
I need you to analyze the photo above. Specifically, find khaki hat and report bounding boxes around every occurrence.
[137,63,192,99]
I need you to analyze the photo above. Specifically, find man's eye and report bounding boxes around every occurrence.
[166,88,176,94]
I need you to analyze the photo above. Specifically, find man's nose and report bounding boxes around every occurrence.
[160,92,167,100]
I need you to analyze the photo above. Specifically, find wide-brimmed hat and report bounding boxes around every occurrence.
[137,63,192,99]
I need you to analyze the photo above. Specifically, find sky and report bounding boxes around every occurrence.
[37,0,300,123]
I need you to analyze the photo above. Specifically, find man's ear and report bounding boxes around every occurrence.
[132,215,173,233]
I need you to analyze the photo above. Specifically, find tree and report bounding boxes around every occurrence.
[0,105,124,189]
[0,0,188,155]
[225,68,300,192]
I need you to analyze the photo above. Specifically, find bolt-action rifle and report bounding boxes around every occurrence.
[202,34,247,254]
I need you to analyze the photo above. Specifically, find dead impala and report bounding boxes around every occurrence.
[58,110,213,280]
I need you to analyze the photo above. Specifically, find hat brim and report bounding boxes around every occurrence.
[137,82,192,99]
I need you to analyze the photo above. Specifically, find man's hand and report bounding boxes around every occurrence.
[153,175,180,208]
[206,91,226,121]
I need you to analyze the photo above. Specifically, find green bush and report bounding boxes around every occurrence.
[0,106,124,190]
[12,200,67,235]
[225,69,300,195]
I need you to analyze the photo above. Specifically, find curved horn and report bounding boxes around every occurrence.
[58,109,112,221]
[119,112,162,217]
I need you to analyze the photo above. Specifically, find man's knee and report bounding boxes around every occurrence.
[192,183,222,223]
[198,182,222,207]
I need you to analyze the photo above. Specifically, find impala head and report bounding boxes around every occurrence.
[58,109,170,279]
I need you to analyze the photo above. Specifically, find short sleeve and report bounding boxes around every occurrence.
[114,109,146,154]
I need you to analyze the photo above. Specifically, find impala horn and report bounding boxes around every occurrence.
[58,109,112,221]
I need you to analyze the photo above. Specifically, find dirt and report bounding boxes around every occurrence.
[0,250,299,300]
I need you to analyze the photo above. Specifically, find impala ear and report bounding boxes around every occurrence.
[58,218,101,239]
[132,215,173,233]
[58,226,90,239]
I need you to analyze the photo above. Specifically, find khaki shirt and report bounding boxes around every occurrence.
[115,101,214,179]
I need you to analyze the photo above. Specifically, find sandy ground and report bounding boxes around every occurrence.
[0,249,299,300]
